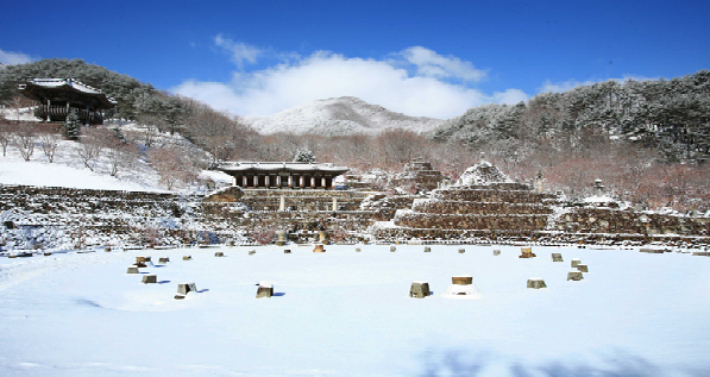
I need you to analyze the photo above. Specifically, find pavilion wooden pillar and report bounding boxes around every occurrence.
[321,177,326,189]
[288,176,293,188]
[299,176,304,188]
[310,176,316,188]
[253,176,258,188]
[242,176,248,187]
[276,176,282,187]
[265,176,270,188]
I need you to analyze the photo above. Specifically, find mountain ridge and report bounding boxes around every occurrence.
[241,96,443,136]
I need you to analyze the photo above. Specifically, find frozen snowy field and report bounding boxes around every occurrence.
[1,245,709,376]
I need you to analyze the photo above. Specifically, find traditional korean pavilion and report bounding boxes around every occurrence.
[216,162,350,189]
[18,78,117,125]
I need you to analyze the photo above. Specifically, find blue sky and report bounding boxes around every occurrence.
[1,0,708,119]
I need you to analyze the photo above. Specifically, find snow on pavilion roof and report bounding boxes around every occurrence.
[216,162,350,175]
[18,78,118,108]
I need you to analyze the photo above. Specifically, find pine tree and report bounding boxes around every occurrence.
[293,149,316,163]
[63,109,81,140]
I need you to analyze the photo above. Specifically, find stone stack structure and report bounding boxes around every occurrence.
[393,159,449,193]
[372,161,710,246]
[374,161,556,242]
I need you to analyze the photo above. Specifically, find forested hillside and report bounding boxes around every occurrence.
[431,70,710,162]
[0,58,258,161]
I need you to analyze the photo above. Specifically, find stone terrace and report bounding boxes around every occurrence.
[372,162,710,246]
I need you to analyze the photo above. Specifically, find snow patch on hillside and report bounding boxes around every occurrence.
[242,96,443,135]
[0,106,42,122]
[0,122,219,193]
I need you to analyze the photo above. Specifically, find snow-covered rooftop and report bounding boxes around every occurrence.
[18,78,118,107]
[216,162,350,175]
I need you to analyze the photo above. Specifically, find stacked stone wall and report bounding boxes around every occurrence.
[239,197,363,212]
[560,208,710,235]
[395,213,548,231]
[372,227,710,246]
[0,185,387,249]
[412,201,553,215]
[395,162,448,192]
[432,188,556,203]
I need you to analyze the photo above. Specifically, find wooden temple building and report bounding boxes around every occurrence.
[216,162,350,189]
[18,78,117,125]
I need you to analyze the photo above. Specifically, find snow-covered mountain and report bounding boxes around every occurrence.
[241,96,443,136]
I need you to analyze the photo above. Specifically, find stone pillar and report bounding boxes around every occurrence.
[595,179,604,196]
[527,278,547,289]
[256,282,274,298]
[275,230,286,246]
[410,281,430,298]
[536,170,543,193]
[332,197,338,212]
[279,196,285,212]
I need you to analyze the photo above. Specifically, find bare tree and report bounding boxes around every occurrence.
[182,100,257,164]
[134,114,163,148]
[12,123,37,161]
[76,127,110,171]
[10,95,33,123]
[0,120,12,157]
[39,132,60,163]
[105,142,139,177]
[148,145,200,190]
[375,128,428,168]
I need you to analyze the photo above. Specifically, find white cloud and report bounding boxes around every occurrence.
[173,41,528,119]
[398,46,487,83]
[539,79,596,93]
[0,49,33,65]
[214,34,262,68]
[540,75,658,93]
[491,89,529,105]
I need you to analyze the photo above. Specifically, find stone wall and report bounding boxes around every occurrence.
[394,161,449,193]
[0,184,387,249]
[238,188,370,211]
[372,227,710,246]
[431,188,557,203]
[412,200,553,215]
[559,207,710,235]
[395,213,549,231]
[371,166,710,246]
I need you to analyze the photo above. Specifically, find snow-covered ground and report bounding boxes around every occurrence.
[1,245,708,376]
[0,137,164,192]
[0,121,232,193]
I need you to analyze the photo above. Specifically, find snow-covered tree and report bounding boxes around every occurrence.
[63,109,80,140]
[293,149,316,163]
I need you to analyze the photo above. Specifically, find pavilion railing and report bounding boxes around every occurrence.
[34,105,103,124]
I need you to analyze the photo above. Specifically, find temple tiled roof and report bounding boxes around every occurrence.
[18,78,117,108]
[216,162,350,175]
